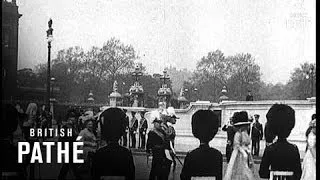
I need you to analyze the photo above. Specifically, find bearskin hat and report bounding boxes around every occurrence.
[100,107,127,141]
[266,104,295,139]
[192,110,219,142]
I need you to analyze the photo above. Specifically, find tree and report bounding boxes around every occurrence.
[189,50,231,102]
[226,53,261,100]
[166,67,192,95]
[100,38,136,82]
[31,38,138,104]
[285,62,316,100]
[183,50,262,102]
[258,82,290,100]
[17,68,41,87]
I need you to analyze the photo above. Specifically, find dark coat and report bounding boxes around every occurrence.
[246,95,253,101]
[146,130,169,159]
[259,139,302,180]
[91,142,135,180]
[180,144,223,180]
[264,122,276,143]
[139,118,148,133]
[251,121,263,140]
[146,130,172,179]
[124,115,129,130]
[222,124,236,144]
[129,117,138,132]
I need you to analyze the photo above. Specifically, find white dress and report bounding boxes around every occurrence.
[300,132,316,180]
[223,131,255,180]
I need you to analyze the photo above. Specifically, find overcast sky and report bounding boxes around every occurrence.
[16,0,315,84]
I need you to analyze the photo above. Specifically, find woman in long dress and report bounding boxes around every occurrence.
[223,111,255,180]
[300,124,316,180]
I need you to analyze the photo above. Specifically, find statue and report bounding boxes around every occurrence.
[132,95,139,107]
[48,18,53,28]
[113,80,118,92]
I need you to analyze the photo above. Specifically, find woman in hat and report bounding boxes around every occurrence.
[223,111,255,180]
[78,119,97,163]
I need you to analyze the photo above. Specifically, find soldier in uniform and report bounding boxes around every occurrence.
[259,104,302,180]
[139,110,148,149]
[146,110,173,180]
[251,114,263,156]
[129,111,138,148]
[180,110,223,180]
[165,107,178,170]
[91,108,135,180]
[121,109,129,147]
[222,115,237,163]
[264,121,276,147]
[246,90,253,101]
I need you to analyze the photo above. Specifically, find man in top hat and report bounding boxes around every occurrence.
[251,114,263,156]
[129,111,138,148]
[139,110,148,149]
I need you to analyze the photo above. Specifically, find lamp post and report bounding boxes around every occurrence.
[129,65,144,107]
[51,77,55,97]
[310,65,314,97]
[46,19,53,116]
[50,77,55,127]
[194,88,198,101]
[157,69,172,108]
[122,82,126,94]
[184,88,189,101]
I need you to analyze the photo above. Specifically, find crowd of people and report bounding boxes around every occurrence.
[1,101,316,180]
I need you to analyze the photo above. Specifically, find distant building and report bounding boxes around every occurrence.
[2,0,22,101]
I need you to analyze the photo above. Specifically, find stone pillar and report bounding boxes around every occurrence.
[109,81,122,107]
[178,87,188,109]
[157,69,172,108]
[129,64,144,107]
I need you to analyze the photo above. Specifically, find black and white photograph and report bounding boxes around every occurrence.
[1,0,316,179]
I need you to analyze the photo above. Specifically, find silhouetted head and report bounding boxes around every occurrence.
[266,104,295,139]
[100,108,127,142]
[1,104,18,139]
[192,110,219,143]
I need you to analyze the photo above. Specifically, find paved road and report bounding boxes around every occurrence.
[29,148,265,180]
